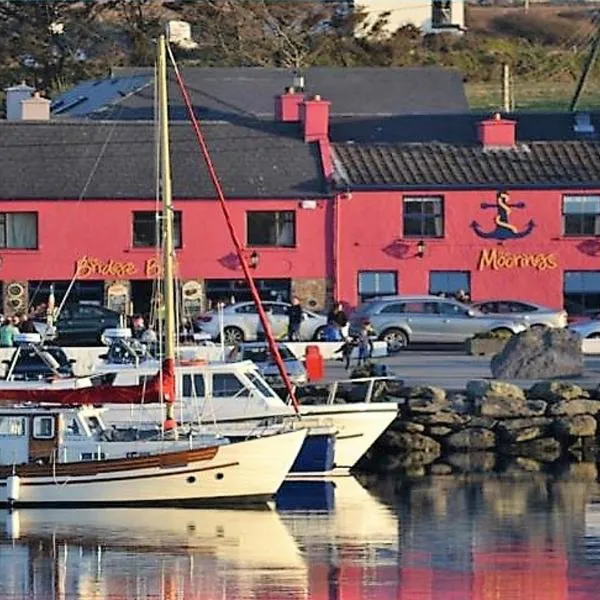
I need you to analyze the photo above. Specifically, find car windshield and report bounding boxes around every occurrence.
[242,345,295,363]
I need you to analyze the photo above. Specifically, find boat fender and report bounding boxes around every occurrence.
[178,359,207,366]
[6,510,19,538]
[7,474,20,505]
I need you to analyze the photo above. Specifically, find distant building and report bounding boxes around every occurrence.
[352,0,465,36]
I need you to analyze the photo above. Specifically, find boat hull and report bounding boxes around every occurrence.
[298,403,399,469]
[0,429,306,507]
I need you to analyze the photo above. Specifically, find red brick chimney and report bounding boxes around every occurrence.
[274,86,304,123]
[478,113,516,148]
[300,94,331,142]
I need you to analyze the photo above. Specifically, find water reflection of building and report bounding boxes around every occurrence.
[392,474,599,600]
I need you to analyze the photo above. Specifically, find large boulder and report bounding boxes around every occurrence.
[554,415,597,438]
[490,328,583,379]
[466,379,525,402]
[547,399,600,417]
[446,427,496,451]
[527,381,588,402]
[479,398,546,418]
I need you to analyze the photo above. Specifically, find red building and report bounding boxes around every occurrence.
[0,70,599,318]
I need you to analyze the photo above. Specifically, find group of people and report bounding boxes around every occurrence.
[0,312,38,347]
[437,289,472,304]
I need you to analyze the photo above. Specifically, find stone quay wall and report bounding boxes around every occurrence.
[298,378,600,477]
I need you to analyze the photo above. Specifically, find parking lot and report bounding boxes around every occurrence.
[322,348,600,390]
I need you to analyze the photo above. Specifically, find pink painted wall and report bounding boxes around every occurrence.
[0,198,330,281]
[336,188,600,309]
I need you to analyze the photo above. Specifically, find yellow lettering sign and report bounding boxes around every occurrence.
[76,256,138,279]
[144,257,162,278]
[477,248,558,272]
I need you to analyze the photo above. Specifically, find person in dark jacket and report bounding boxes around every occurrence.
[287,296,303,341]
[327,302,349,339]
[18,313,37,334]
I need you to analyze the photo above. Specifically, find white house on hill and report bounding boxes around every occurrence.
[354,0,465,36]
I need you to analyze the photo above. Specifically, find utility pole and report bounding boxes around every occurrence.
[502,64,511,113]
[570,27,600,112]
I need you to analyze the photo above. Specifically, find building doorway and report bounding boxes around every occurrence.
[130,280,157,320]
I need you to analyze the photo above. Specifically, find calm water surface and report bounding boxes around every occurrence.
[1,472,600,599]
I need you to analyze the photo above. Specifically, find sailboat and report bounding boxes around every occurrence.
[0,35,399,476]
[0,34,307,507]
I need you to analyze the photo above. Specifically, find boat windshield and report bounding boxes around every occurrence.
[246,370,279,399]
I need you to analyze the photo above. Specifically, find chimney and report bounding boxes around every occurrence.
[5,81,34,121]
[300,94,331,142]
[478,112,516,148]
[21,91,51,121]
[274,86,304,123]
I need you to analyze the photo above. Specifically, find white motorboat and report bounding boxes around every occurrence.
[0,402,306,507]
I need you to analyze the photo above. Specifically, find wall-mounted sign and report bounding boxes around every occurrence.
[471,191,535,240]
[181,280,203,317]
[106,283,130,314]
[76,256,163,279]
[478,248,558,271]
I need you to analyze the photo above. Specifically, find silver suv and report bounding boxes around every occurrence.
[350,295,528,352]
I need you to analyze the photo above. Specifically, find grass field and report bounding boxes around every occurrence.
[467,79,600,111]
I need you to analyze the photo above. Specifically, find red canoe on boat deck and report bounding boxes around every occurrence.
[0,359,175,406]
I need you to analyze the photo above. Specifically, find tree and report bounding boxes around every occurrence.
[0,0,109,93]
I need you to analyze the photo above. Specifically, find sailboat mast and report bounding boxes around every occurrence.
[158,34,176,364]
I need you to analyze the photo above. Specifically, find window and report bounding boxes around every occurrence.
[403,197,444,237]
[429,271,470,296]
[564,271,600,313]
[562,195,600,236]
[212,374,250,398]
[133,211,182,248]
[33,416,54,439]
[182,374,206,398]
[81,452,106,461]
[0,416,26,436]
[432,0,452,28]
[402,301,439,314]
[0,212,37,249]
[246,371,277,398]
[437,302,468,317]
[358,271,398,302]
[247,211,295,247]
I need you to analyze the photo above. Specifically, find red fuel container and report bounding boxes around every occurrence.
[305,344,324,381]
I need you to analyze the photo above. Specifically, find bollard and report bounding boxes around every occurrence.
[305,344,324,381]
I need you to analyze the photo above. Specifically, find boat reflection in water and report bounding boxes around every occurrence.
[3,473,600,599]
[0,506,307,600]
[276,475,400,600]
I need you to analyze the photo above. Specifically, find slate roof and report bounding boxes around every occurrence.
[330,112,600,144]
[331,141,600,190]
[51,67,468,120]
[0,119,325,199]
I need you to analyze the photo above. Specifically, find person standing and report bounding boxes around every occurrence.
[0,317,19,347]
[357,320,374,366]
[328,302,349,339]
[18,312,37,334]
[287,296,303,341]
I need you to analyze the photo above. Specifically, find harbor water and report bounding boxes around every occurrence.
[1,471,600,599]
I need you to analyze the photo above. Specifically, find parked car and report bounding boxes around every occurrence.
[233,342,307,386]
[34,303,122,346]
[569,320,600,339]
[196,301,327,344]
[349,295,528,352]
[470,300,567,329]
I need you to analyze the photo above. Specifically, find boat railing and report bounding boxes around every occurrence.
[325,376,402,405]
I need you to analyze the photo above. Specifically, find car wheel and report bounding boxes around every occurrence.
[313,326,326,341]
[222,326,244,344]
[530,324,548,331]
[381,328,408,353]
